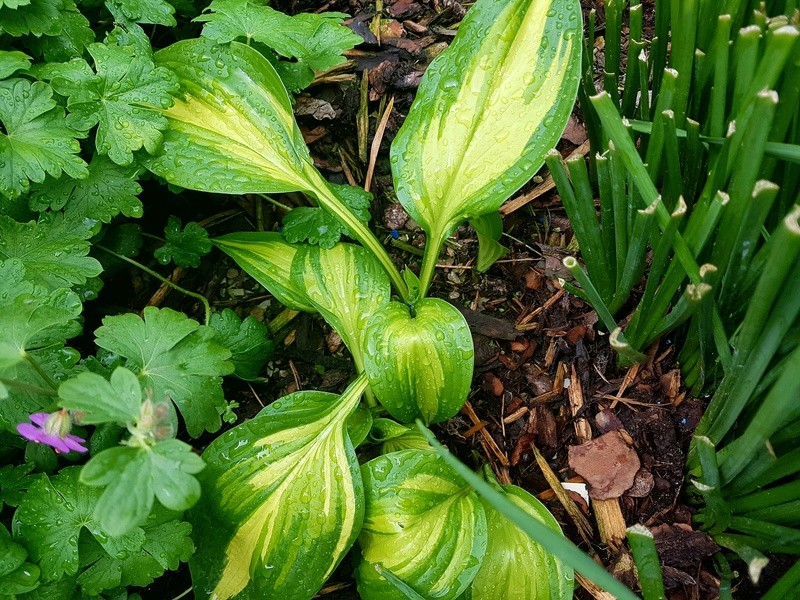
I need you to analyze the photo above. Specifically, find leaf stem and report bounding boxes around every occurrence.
[96,245,212,325]
[0,377,59,398]
[23,353,59,391]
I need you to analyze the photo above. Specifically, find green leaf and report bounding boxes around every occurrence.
[291,242,391,370]
[0,50,31,78]
[23,0,94,62]
[464,473,574,600]
[369,419,434,454]
[391,0,582,254]
[106,0,176,26]
[282,182,372,248]
[29,155,143,222]
[213,231,315,312]
[470,212,509,272]
[58,367,143,425]
[0,462,34,509]
[208,309,274,380]
[0,287,82,355]
[0,0,60,37]
[80,440,204,535]
[94,307,234,437]
[363,298,473,424]
[189,375,369,600]
[0,78,87,198]
[196,0,361,72]
[54,30,179,166]
[153,216,212,268]
[0,524,39,595]
[142,38,318,195]
[356,449,487,600]
[0,214,102,290]
[0,0,31,10]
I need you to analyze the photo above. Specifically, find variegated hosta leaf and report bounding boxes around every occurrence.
[369,418,435,454]
[391,0,582,246]
[464,476,574,600]
[143,38,318,195]
[291,242,391,370]
[363,298,473,424]
[188,375,369,600]
[213,232,315,312]
[356,450,487,599]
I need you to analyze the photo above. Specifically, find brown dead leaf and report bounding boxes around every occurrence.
[562,114,588,145]
[568,431,641,500]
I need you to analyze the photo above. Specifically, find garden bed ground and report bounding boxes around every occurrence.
[106,0,785,597]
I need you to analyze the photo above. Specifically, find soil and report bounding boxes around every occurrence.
[119,0,762,598]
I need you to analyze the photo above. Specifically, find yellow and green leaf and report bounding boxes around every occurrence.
[391,0,582,289]
[463,471,574,600]
[188,375,369,600]
[291,242,391,372]
[143,38,317,195]
[356,449,487,599]
[362,298,473,424]
[213,232,315,313]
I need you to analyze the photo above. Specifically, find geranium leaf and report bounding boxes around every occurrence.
[356,449,487,600]
[282,182,372,248]
[105,0,176,26]
[0,463,34,509]
[29,154,143,222]
[213,232,315,312]
[291,243,390,371]
[0,50,30,78]
[189,375,368,600]
[58,367,143,425]
[196,0,361,72]
[208,309,274,380]
[94,307,234,437]
[57,28,179,166]
[0,78,87,198]
[23,0,94,62]
[0,0,60,37]
[0,214,102,290]
[391,0,582,257]
[153,216,212,268]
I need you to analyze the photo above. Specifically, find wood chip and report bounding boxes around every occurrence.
[568,431,641,500]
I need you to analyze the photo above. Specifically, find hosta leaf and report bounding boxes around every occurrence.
[153,216,212,268]
[196,0,361,72]
[29,155,143,222]
[391,0,581,250]
[143,38,318,195]
[356,450,487,599]
[208,308,274,380]
[291,243,390,370]
[471,212,509,272]
[369,419,434,454]
[188,375,369,600]
[0,214,102,290]
[94,307,234,437]
[0,78,87,198]
[363,298,473,424]
[463,474,574,600]
[213,231,315,312]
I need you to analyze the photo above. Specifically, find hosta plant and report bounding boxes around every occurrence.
[145,0,586,596]
[0,0,602,597]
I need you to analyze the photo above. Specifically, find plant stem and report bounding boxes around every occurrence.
[0,377,59,398]
[96,245,212,325]
[23,353,59,391]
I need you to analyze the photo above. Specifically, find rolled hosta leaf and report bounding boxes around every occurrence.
[391,0,582,255]
[213,232,315,312]
[142,38,318,195]
[363,298,473,424]
[356,449,487,599]
[189,374,369,600]
[463,470,574,600]
[291,242,391,371]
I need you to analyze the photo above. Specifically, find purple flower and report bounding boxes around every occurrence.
[17,411,88,455]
